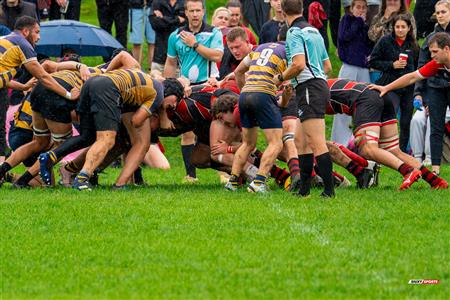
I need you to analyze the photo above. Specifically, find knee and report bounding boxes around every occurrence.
[360,145,376,160]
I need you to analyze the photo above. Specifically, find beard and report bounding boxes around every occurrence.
[26,33,35,47]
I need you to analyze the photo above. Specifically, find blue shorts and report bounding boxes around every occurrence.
[129,7,155,44]
[8,124,38,167]
[239,92,282,129]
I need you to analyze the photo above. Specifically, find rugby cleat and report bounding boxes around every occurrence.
[357,168,374,189]
[399,169,421,190]
[247,180,269,193]
[72,173,92,191]
[287,174,301,193]
[431,178,448,190]
[39,152,55,186]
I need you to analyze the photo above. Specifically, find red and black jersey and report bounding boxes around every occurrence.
[417,60,450,82]
[326,79,370,115]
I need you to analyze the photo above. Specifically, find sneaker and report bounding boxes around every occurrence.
[39,152,54,186]
[72,174,92,191]
[399,169,421,190]
[58,164,76,187]
[310,175,324,188]
[431,178,448,190]
[247,180,269,193]
[182,175,199,184]
[287,174,301,193]
[357,168,374,189]
[224,181,238,191]
[422,158,432,166]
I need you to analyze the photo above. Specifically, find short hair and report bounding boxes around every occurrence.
[281,0,303,15]
[351,0,367,8]
[278,23,288,42]
[227,27,248,43]
[14,16,38,31]
[212,94,238,117]
[185,0,204,9]
[429,32,450,49]
[226,1,241,9]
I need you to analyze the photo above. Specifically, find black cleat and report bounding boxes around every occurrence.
[357,168,374,189]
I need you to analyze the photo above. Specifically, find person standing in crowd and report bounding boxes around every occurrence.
[225,1,257,46]
[343,0,380,25]
[212,6,231,47]
[414,0,439,39]
[149,0,185,73]
[369,14,419,152]
[259,0,285,44]
[164,0,224,183]
[302,0,330,51]
[129,0,155,70]
[278,0,335,198]
[95,0,129,47]
[413,0,449,174]
[0,0,37,30]
[49,0,81,20]
[332,0,372,146]
[239,0,271,36]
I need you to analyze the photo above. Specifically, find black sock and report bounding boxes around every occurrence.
[316,152,335,196]
[0,162,12,178]
[298,154,314,196]
[181,144,196,178]
[16,171,33,186]
[134,167,144,185]
[252,149,263,167]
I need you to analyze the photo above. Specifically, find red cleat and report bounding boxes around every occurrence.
[399,169,421,190]
[431,178,449,190]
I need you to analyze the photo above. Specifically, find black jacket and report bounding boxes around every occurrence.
[149,0,185,65]
[369,33,418,86]
[414,23,450,100]
[0,0,38,30]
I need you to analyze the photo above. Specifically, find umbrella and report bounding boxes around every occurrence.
[35,20,123,57]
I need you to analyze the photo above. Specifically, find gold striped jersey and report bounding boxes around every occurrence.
[14,97,33,130]
[100,68,156,113]
[241,42,287,96]
[0,32,37,89]
[52,67,104,90]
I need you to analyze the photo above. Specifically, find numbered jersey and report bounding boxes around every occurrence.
[241,42,287,96]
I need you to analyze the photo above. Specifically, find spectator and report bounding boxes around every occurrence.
[0,23,11,35]
[369,13,419,152]
[129,0,155,70]
[332,0,372,146]
[368,0,415,44]
[0,0,38,30]
[303,0,330,51]
[226,1,257,46]
[410,107,432,165]
[163,0,224,182]
[239,0,271,35]
[212,6,231,46]
[149,0,185,73]
[219,27,253,79]
[49,0,81,20]
[95,0,129,47]
[413,0,449,174]
[259,0,285,44]
[343,0,380,25]
[414,0,439,39]
[329,0,341,47]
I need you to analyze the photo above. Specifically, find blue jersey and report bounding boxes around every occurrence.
[285,17,328,86]
[242,42,287,96]
[167,23,223,84]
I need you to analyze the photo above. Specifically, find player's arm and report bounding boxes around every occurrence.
[281,54,305,81]
[41,60,90,81]
[323,59,332,77]
[6,77,37,91]
[106,51,140,71]
[24,60,79,100]
[131,108,151,128]
[234,55,251,90]
[163,56,177,78]
[370,71,422,96]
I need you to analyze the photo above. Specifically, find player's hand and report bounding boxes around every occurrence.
[368,84,388,97]
[281,84,294,107]
[70,88,80,100]
[79,64,90,81]
[180,31,196,48]
[393,59,407,69]
[160,118,175,130]
[154,10,163,18]
[211,140,228,155]
[207,77,219,87]
[24,78,37,91]
[273,74,281,86]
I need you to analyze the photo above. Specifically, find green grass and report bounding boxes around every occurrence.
[1,0,449,299]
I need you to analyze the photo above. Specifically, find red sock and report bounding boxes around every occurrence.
[398,163,414,176]
[333,142,368,167]
[346,161,364,177]
[270,165,290,186]
[333,171,345,182]
[287,157,300,178]
[420,166,439,186]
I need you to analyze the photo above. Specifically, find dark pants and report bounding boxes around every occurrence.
[95,0,129,48]
[0,89,8,156]
[390,87,414,153]
[329,0,340,48]
[49,0,81,20]
[428,87,450,166]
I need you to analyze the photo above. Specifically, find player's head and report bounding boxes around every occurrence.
[14,16,40,47]
[281,0,303,17]
[212,93,238,125]
[163,78,185,110]
[185,0,205,28]
[227,27,251,60]
[61,48,81,62]
[428,32,450,64]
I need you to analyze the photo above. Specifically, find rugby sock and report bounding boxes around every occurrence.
[229,174,240,188]
[287,157,300,178]
[298,154,314,196]
[134,167,144,185]
[181,144,196,178]
[64,161,80,173]
[0,162,12,178]
[15,171,33,186]
[346,161,364,178]
[254,174,267,185]
[333,171,345,183]
[252,149,263,167]
[420,166,440,186]
[316,152,335,197]
[333,142,368,167]
[48,151,58,164]
[270,165,290,186]
[398,163,414,176]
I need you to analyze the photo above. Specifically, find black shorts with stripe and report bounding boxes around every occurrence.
[295,78,329,121]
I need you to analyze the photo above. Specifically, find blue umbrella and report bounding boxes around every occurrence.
[36,20,123,57]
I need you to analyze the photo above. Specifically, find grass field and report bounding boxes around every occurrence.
[1,0,449,299]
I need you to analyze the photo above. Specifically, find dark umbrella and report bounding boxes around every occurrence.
[35,20,123,57]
